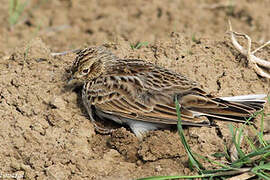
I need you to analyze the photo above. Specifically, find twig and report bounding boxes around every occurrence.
[51,48,81,57]
[227,20,270,79]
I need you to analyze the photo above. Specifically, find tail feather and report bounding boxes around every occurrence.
[239,102,265,110]
[220,94,266,102]
[191,94,267,123]
[220,94,266,111]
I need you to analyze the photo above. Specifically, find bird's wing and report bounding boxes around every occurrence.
[86,79,209,125]
[84,59,213,126]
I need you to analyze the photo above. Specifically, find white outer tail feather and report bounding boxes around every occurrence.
[220,94,267,102]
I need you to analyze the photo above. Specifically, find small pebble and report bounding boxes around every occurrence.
[49,96,66,109]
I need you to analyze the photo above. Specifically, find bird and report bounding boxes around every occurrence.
[68,46,266,138]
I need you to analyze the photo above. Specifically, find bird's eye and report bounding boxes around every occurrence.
[82,69,89,74]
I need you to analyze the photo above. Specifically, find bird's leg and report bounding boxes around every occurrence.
[83,100,114,134]
[92,120,115,134]
[228,20,270,78]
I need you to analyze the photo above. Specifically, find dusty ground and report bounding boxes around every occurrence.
[0,0,270,179]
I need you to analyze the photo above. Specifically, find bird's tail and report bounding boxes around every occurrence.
[190,94,267,123]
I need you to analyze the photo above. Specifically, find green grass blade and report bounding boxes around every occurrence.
[245,136,257,152]
[9,0,15,16]
[175,98,204,173]
[232,144,270,167]
[131,41,148,50]
[8,0,29,26]
[251,162,270,180]
[228,124,246,166]
[195,153,232,170]
[252,162,270,171]
[258,111,268,147]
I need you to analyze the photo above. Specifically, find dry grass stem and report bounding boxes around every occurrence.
[51,48,81,57]
[227,172,256,180]
[228,20,270,78]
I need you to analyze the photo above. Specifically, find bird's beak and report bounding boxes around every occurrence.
[67,76,80,86]
[67,76,75,85]
[66,76,84,88]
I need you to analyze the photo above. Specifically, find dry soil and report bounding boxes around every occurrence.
[0,0,270,179]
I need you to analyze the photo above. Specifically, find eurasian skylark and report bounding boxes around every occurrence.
[68,46,266,138]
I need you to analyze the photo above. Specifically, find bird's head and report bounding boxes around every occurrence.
[68,46,117,85]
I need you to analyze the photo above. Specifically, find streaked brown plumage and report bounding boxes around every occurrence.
[68,46,266,138]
